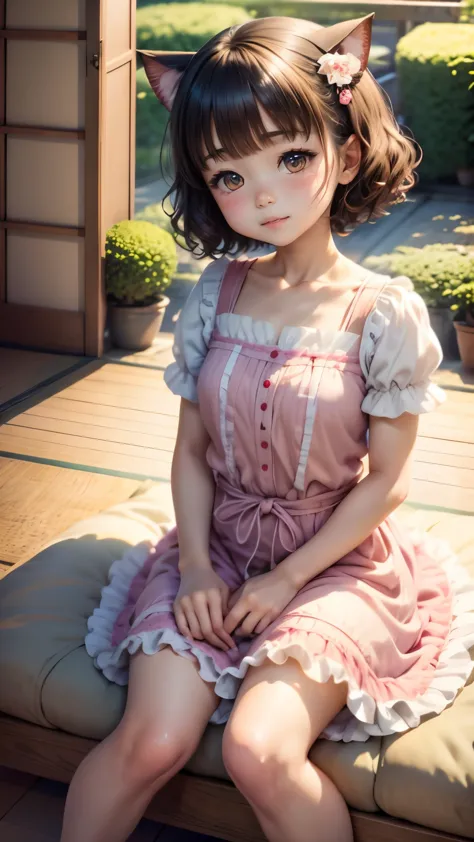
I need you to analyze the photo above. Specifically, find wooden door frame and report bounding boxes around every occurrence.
[85,0,137,357]
[0,0,136,357]
[84,0,102,357]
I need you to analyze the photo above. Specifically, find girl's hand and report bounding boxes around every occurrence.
[174,566,236,651]
[223,569,298,638]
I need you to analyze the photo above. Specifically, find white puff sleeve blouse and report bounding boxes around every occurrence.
[360,276,446,418]
[164,257,230,402]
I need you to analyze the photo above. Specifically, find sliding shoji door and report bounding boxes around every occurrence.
[0,0,136,356]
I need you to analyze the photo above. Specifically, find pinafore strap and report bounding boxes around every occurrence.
[338,274,389,335]
[215,258,257,317]
[215,260,388,336]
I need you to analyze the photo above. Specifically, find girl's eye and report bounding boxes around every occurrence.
[209,171,243,192]
[279,149,316,173]
[207,148,316,191]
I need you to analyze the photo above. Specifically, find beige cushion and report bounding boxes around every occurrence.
[374,510,474,839]
[0,488,473,834]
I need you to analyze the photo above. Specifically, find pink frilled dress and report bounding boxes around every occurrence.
[86,256,474,742]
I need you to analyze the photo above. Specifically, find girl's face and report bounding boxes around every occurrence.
[201,108,343,246]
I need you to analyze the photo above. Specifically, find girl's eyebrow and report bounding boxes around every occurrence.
[203,130,302,163]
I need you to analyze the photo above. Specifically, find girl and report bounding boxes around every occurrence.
[64,13,474,842]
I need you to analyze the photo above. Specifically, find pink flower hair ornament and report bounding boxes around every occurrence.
[317,52,362,105]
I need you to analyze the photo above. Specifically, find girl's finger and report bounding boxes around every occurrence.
[208,591,236,649]
[180,599,204,640]
[173,605,193,641]
[220,587,230,616]
[254,611,275,636]
[195,602,230,651]
[224,600,250,635]
[238,610,262,637]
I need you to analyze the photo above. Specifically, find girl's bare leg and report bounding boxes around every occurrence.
[60,647,219,842]
[222,659,353,842]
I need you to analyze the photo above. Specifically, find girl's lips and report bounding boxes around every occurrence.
[261,216,290,227]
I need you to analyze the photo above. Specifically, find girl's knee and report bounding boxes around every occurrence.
[113,718,193,785]
[222,720,298,807]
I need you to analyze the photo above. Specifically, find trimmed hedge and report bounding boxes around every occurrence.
[396,24,474,181]
[136,3,253,180]
[137,3,253,52]
[364,243,474,310]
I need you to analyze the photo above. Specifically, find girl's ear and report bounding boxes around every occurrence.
[313,13,374,73]
[137,50,195,111]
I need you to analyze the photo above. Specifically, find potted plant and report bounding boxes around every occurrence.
[105,219,177,351]
[448,276,474,370]
[364,244,466,359]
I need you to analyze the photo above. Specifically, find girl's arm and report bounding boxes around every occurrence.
[172,398,215,571]
[276,412,419,590]
[172,398,236,650]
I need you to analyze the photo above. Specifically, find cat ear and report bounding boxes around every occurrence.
[313,13,373,72]
[137,50,195,111]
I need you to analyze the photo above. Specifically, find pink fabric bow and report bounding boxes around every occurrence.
[213,477,354,580]
[214,489,299,579]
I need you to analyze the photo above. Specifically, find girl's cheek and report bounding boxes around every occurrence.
[213,190,247,222]
[286,170,320,193]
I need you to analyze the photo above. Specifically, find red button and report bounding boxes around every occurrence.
[262,464,268,471]
[263,380,271,388]
[261,441,268,449]
[260,402,267,411]
[270,350,278,358]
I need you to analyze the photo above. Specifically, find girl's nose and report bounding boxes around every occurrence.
[255,190,276,208]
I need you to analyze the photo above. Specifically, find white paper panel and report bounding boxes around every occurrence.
[7,41,85,130]
[7,232,84,312]
[6,0,86,30]
[7,137,84,227]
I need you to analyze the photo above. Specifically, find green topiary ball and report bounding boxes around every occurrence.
[105,220,177,306]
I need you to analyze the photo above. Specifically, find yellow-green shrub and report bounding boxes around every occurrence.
[396,24,474,180]
[106,221,177,305]
[364,243,474,309]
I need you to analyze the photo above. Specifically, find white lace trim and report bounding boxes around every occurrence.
[85,533,474,742]
[216,312,359,354]
[219,344,242,479]
[294,363,323,492]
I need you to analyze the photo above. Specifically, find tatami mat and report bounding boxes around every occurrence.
[0,457,142,566]
[0,348,86,412]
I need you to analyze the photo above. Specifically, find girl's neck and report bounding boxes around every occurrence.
[258,217,363,288]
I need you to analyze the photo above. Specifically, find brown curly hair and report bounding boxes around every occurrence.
[162,16,420,258]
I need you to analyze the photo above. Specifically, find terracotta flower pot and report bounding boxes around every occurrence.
[454,321,474,371]
[109,295,170,351]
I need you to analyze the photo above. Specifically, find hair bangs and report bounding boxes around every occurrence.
[179,50,323,178]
